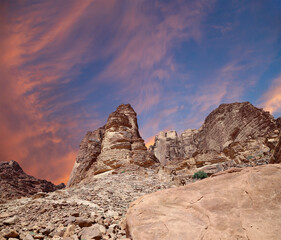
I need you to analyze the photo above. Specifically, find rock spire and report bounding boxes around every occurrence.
[67,104,157,187]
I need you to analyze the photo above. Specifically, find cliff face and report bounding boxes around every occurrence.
[69,102,281,187]
[0,160,64,200]
[195,102,278,152]
[67,104,157,187]
[67,127,105,187]
[150,102,280,174]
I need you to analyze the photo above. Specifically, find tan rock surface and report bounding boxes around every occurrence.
[67,104,157,187]
[126,164,281,240]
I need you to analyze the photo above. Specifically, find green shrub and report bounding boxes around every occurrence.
[192,171,208,179]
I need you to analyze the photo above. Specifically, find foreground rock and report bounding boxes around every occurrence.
[126,164,281,240]
[0,165,176,240]
[0,160,64,200]
[68,104,157,187]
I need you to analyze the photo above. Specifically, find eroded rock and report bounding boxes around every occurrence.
[0,160,64,200]
[150,102,280,173]
[67,104,158,187]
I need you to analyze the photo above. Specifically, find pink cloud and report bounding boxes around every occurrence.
[0,0,217,184]
[0,0,107,183]
[260,74,281,114]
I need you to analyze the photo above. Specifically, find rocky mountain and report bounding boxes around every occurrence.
[1,101,281,240]
[149,102,280,176]
[126,164,281,240]
[67,104,157,187]
[0,160,65,200]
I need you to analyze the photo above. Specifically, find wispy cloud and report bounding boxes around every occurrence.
[260,74,281,114]
[0,0,216,183]
[0,0,105,183]
[97,0,215,114]
[1,0,279,184]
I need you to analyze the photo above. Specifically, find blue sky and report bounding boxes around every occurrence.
[0,0,280,183]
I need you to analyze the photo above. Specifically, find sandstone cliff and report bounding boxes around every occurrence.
[0,160,64,200]
[67,104,157,187]
[150,102,280,176]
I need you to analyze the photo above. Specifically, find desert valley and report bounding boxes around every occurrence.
[0,102,281,240]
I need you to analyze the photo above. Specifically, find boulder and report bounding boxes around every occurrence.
[126,164,281,240]
[79,224,103,240]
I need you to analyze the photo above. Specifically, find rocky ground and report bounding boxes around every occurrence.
[1,102,281,240]
[1,157,275,240]
[0,165,186,240]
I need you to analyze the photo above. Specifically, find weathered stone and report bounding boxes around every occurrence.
[3,216,18,225]
[71,212,79,217]
[150,102,280,171]
[79,224,103,240]
[67,104,158,187]
[151,131,181,165]
[63,224,76,237]
[195,102,279,151]
[2,230,19,238]
[23,234,34,240]
[67,127,105,187]
[180,129,198,158]
[126,164,281,240]
[33,234,44,240]
[76,217,92,227]
[271,132,281,164]
[0,160,63,200]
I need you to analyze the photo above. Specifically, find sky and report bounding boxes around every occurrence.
[0,0,281,184]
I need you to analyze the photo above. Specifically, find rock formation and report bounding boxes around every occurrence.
[67,104,158,187]
[0,160,64,200]
[0,163,175,240]
[150,102,280,175]
[1,101,281,240]
[270,131,281,164]
[67,127,105,187]
[126,164,281,240]
[195,102,278,151]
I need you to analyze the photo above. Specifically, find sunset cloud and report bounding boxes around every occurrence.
[260,75,281,114]
[0,0,280,184]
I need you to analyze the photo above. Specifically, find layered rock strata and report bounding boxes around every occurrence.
[126,164,281,240]
[0,160,64,200]
[271,132,281,164]
[67,127,105,187]
[68,104,157,187]
[150,102,280,173]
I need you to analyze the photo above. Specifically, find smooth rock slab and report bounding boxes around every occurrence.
[126,164,281,240]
